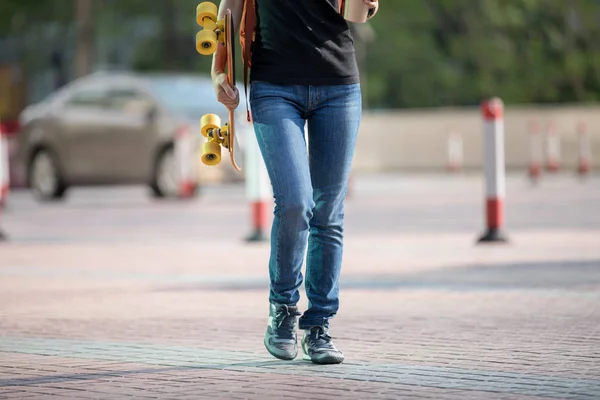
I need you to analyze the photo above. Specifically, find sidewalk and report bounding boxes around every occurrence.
[1,174,599,399]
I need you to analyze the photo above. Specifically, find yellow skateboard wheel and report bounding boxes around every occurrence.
[200,114,221,137]
[196,2,218,27]
[196,30,218,55]
[201,141,221,166]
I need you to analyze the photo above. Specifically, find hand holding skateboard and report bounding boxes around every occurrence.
[212,72,239,111]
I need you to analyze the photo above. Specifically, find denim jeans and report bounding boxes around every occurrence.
[249,81,362,329]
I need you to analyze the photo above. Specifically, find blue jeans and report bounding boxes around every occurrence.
[249,81,362,329]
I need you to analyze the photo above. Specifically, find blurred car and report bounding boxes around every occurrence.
[17,71,248,201]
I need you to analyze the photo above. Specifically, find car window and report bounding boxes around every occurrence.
[146,77,239,121]
[64,87,108,109]
[105,88,153,115]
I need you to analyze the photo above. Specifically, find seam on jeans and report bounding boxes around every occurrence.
[316,85,321,110]
[306,86,314,115]
[269,123,283,279]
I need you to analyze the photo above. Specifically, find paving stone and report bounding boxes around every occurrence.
[1,176,599,399]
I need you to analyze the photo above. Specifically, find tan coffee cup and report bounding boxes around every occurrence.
[339,0,374,23]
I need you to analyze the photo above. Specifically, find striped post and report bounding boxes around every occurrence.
[577,121,591,178]
[528,120,542,183]
[0,120,9,206]
[545,122,561,173]
[175,125,197,198]
[245,116,271,242]
[478,97,508,243]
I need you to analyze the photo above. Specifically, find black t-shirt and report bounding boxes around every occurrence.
[250,0,360,86]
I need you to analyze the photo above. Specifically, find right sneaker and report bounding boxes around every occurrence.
[301,325,344,364]
[264,302,302,360]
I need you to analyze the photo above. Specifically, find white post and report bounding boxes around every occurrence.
[175,125,196,199]
[0,120,7,241]
[577,121,591,179]
[0,120,9,207]
[0,194,5,240]
[528,120,542,183]
[545,122,561,173]
[446,128,463,173]
[478,97,508,243]
[245,115,271,242]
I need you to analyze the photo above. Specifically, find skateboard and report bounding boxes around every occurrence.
[195,1,242,171]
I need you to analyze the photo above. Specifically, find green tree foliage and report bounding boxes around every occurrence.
[365,0,600,108]
[1,0,599,109]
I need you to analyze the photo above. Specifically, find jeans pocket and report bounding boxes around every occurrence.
[250,81,286,103]
[249,81,267,103]
[250,82,293,123]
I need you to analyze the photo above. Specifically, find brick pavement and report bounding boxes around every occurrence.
[1,174,599,399]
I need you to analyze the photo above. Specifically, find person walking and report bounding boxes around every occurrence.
[211,0,379,364]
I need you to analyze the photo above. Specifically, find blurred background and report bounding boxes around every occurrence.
[0,0,599,202]
[0,4,599,397]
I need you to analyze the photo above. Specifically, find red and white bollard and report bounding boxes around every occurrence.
[478,98,508,243]
[175,125,197,199]
[446,128,463,173]
[577,121,591,178]
[545,122,561,173]
[0,121,9,206]
[528,120,542,182]
[245,116,271,242]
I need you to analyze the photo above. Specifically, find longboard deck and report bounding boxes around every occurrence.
[225,10,242,171]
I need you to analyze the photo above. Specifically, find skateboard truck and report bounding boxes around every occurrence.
[199,114,230,166]
[196,2,225,55]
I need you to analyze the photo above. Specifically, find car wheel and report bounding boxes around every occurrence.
[150,147,180,198]
[29,149,67,201]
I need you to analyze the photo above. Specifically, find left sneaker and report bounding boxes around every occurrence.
[264,302,302,360]
[301,325,344,365]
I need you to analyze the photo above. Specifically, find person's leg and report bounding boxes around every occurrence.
[299,83,362,364]
[249,81,313,360]
[299,83,362,327]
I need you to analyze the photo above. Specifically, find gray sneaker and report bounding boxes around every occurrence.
[264,303,301,360]
[301,325,344,364]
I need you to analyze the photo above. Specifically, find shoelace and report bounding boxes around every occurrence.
[308,326,336,350]
[274,305,301,329]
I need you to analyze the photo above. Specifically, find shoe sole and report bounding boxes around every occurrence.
[302,353,344,365]
[264,337,297,361]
